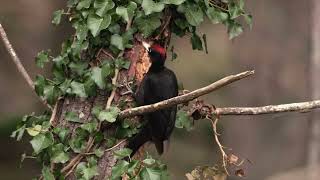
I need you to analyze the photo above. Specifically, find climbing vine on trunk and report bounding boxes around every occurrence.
[11,0,252,179]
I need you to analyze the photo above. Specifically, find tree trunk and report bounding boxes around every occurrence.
[51,42,151,179]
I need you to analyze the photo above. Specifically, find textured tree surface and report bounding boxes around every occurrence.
[51,42,150,179]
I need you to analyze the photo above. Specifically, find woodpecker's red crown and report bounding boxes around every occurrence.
[150,44,166,59]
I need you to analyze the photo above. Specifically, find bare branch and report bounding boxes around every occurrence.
[119,70,255,118]
[216,100,320,115]
[0,24,34,90]
[0,23,51,109]
[119,70,320,118]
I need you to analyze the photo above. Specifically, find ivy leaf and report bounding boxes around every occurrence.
[98,107,120,122]
[128,160,139,174]
[116,2,137,23]
[228,1,243,19]
[69,138,87,153]
[11,124,26,141]
[108,24,121,34]
[135,13,161,37]
[175,110,193,131]
[59,79,72,94]
[115,58,131,69]
[89,157,98,167]
[227,21,244,40]
[34,75,46,96]
[71,39,89,57]
[140,167,162,180]
[206,8,228,24]
[75,24,89,41]
[87,14,112,37]
[142,0,165,15]
[71,81,87,98]
[43,85,60,105]
[94,148,104,157]
[143,158,156,166]
[83,166,98,180]
[239,0,245,10]
[66,111,81,123]
[114,148,132,159]
[94,0,115,17]
[111,160,129,179]
[191,33,203,51]
[52,10,64,25]
[77,0,92,10]
[111,34,125,50]
[53,127,69,142]
[80,121,98,133]
[178,2,204,26]
[26,125,42,137]
[69,62,88,76]
[162,0,186,5]
[67,0,79,7]
[92,105,103,118]
[244,14,253,29]
[75,162,87,178]
[42,166,55,180]
[35,50,49,68]
[30,132,54,154]
[50,143,70,163]
[91,67,107,89]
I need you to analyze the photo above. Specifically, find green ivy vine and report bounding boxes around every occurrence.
[12,0,252,179]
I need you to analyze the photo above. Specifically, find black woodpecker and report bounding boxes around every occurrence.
[127,42,178,157]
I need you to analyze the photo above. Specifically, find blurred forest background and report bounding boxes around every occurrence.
[0,0,313,179]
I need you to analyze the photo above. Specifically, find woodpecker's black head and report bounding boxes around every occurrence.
[143,42,166,68]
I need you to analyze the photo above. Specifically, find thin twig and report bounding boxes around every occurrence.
[119,71,255,118]
[101,49,115,60]
[106,69,120,109]
[216,100,320,115]
[61,154,81,173]
[84,139,127,155]
[0,23,51,109]
[209,116,229,175]
[0,24,34,91]
[49,101,59,126]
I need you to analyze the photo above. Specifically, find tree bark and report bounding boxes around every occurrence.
[51,42,151,179]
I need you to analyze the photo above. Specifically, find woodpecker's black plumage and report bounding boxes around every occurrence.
[127,43,178,157]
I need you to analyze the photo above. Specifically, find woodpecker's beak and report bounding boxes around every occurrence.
[142,41,151,52]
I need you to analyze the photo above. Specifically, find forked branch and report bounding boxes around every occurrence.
[119,71,255,118]
[119,71,320,118]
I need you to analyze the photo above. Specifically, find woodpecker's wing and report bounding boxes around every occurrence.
[146,68,178,139]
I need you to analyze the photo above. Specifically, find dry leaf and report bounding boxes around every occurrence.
[235,169,245,177]
[228,154,239,165]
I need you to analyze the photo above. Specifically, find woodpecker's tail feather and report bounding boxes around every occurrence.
[127,126,151,157]
[154,140,164,155]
